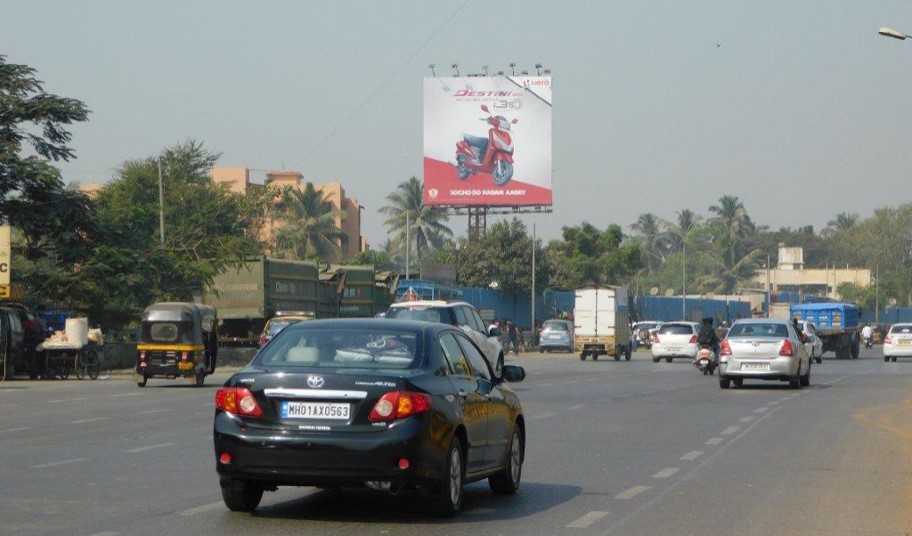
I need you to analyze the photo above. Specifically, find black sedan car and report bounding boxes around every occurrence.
[213,318,527,517]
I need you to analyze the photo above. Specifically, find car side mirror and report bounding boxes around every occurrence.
[501,364,525,383]
[488,327,502,337]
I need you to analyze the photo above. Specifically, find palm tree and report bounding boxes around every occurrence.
[630,212,668,273]
[379,177,453,264]
[272,183,347,262]
[822,212,859,237]
[708,195,755,238]
[663,208,702,252]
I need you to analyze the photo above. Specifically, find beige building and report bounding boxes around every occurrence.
[752,246,871,300]
[211,167,366,263]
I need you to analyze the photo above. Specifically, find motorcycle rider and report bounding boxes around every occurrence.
[861,323,874,348]
[696,317,720,364]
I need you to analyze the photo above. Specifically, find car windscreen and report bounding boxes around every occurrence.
[727,323,789,337]
[385,307,443,323]
[543,321,569,332]
[266,319,299,335]
[657,324,693,335]
[141,321,195,344]
[889,324,912,334]
[254,326,420,369]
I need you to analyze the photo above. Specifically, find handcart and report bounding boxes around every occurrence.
[36,319,103,380]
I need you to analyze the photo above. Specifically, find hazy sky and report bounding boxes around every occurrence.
[4,0,912,246]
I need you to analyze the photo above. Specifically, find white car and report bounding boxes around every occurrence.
[883,323,912,362]
[384,300,505,375]
[795,320,823,364]
[651,322,700,363]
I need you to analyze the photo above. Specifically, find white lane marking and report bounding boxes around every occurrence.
[109,392,143,398]
[721,426,741,435]
[652,467,679,479]
[779,396,791,401]
[739,416,755,422]
[138,409,170,415]
[706,437,724,446]
[0,426,31,434]
[126,443,175,454]
[70,417,108,424]
[180,502,223,516]
[33,458,87,469]
[569,404,586,410]
[567,511,609,528]
[768,401,780,405]
[88,532,120,536]
[754,407,769,413]
[615,486,651,500]
[680,450,703,461]
[530,411,559,420]
[48,397,88,404]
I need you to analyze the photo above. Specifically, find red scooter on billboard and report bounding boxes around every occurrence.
[455,105,518,186]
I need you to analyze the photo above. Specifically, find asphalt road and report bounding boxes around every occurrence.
[1,346,910,536]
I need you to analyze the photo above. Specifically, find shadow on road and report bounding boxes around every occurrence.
[248,481,582,524]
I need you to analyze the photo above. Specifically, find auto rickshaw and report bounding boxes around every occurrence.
[134,302,218,387]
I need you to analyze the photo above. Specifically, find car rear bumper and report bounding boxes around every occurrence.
[651,344,698,358]
[883,345,912,357]
[213,412,448,487]
[719,356,800,380]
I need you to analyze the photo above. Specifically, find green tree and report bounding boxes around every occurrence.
[630,213,667,273]
[379,177,452,267]
[1,55,98,303]
[344,248,396,271]
[545,222,641,289]
[437,218,547,297]
[77,140,263,327]
[273,182,347,262]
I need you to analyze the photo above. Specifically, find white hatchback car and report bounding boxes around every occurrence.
[883,323,912,362]
[795,320,823,364]
[651,322,700,363]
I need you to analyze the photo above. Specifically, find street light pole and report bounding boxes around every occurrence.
[682,237,686,320]
[158,157,165,246]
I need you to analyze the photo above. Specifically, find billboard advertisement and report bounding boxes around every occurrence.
[423,76,552,206]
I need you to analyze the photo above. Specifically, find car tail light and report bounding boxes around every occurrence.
[259,334,267,346]
[720,340,732,356]
[369,391,432,422]
[215,387,263,417]
[688,335,697,344]
[180,351,189,361]
[779,339,794,357]
[884,336,892,345]
[139,350,146,362]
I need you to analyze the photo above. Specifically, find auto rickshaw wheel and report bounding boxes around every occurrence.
[137,376,148,387]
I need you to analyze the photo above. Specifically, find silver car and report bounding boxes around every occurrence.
[538,319,574,352]
[718,318,811,389]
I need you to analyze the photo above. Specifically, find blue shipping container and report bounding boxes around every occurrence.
[790,303,859,329]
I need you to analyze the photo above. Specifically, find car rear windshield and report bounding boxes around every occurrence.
[543,321,569,331]
[141,321,195,343]
[266,319,298,335]
[727,323,789,337]
[889,324,912,334]
[658,324,693,335]
[385,307,444,323]
[254,327,420,369]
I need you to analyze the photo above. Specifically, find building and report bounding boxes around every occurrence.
[211,167,366,263]
[751,246,871,301]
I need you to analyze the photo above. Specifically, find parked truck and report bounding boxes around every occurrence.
[202,257,330,346]
[574,286,633,361]
[790,302,860,359]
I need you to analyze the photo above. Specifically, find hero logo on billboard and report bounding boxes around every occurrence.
[423,76,552,206]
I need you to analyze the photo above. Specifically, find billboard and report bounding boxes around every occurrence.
[423,76,552,206]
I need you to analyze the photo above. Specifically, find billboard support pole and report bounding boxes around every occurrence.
[531,223,536,342]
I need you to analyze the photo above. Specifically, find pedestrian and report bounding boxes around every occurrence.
[487,319,500,337]
[511,324,522,355]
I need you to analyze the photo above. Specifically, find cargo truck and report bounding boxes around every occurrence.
[790,302,860,359]
[574,286,633,361]
[202,257,328,346]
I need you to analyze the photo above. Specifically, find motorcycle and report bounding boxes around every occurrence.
[455,104,518,186]
[637,328,653,350]
[863,334,873,349]
[693,345,717,375]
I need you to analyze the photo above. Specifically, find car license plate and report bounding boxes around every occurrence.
[742,362,770,371]
[177,361,193,371]
[547,334,561,339]
[281,401,350,420]
[666,347,681,352]
[899,340,911,346]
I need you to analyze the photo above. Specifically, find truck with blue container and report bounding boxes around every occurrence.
[790,302,860,359]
